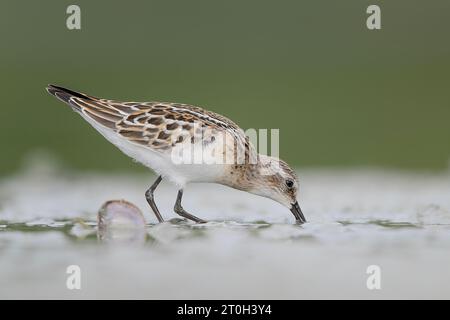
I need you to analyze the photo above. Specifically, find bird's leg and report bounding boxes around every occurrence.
[145,175,164,223]
[174,189,206,223]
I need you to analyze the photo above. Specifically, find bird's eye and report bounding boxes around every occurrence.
[285,179,294,189]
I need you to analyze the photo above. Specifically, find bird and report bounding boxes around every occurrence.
[46,85,306,224]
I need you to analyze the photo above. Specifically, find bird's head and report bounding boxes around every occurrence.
[246,155,306,224]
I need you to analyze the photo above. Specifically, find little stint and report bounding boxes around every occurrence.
[46,85,306,224]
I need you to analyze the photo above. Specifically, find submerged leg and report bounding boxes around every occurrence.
[174,189,206,223]
[145,175,164,223]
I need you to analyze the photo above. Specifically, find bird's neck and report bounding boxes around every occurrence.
[218,163,264,193]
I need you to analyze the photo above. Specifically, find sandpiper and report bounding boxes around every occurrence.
[46,85,306,224]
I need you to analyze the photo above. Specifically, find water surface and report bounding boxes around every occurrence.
[1,164,450,299]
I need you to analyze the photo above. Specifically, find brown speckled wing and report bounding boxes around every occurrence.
[47,85,254,159]
[69,96,248,154]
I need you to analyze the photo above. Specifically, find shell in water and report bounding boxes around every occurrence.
[97,200,147,243]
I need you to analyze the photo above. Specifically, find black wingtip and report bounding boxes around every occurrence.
[46,84,94,105]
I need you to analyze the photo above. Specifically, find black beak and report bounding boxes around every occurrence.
[290,201,306,224]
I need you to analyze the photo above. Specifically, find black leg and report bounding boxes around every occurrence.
[145,175,164,223]
[174,189,206,223]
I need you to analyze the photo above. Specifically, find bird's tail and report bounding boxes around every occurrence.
[46,84,98,111]
[45,84,130,130]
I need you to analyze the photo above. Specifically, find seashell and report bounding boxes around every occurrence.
[97,200,147,243]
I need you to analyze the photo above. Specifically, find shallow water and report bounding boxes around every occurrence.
[1,163,450,299]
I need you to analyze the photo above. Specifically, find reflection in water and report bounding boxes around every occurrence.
[97,200,147,244]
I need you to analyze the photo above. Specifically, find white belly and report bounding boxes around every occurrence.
[83,115,225,187]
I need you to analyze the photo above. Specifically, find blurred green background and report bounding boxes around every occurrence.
[1,0,449,176]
